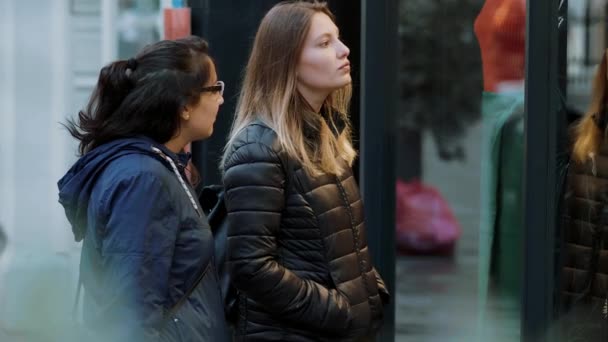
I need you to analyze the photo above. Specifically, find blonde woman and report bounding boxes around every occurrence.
[220,1,388,341]
[561,49,608,340]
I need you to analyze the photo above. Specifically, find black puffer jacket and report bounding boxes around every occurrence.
[560,141,608,340]
[222,120,388,341]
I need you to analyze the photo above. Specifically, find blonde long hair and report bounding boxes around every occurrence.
[221,1,356,176]
[572,49,608,164]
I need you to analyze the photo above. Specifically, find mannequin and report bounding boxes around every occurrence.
[474,0,526,338]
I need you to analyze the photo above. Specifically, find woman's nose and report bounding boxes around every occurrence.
[338,41,350,58]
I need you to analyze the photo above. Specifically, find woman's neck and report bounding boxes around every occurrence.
[297,84,329,113]
[164,135,188,154]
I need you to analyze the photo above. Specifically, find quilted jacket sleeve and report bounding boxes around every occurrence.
[96,172,178,341]
[223,141,352,336]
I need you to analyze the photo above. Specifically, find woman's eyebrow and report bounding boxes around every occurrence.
[315,32,333,41]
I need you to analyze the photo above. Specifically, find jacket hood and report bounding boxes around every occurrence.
[57,136,190,242]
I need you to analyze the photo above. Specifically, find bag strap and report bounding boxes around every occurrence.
[164,262,211,319]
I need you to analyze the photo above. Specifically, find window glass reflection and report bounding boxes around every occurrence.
[117,0,161,59]
[396,0,525,340]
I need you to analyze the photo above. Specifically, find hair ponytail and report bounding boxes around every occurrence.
[66,59,137,154]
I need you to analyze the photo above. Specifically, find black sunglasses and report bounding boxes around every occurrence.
[201,81,225,96]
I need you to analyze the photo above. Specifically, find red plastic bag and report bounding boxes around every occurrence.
[395,179,461,255]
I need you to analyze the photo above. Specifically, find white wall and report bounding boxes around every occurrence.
[0,0,108,331]
[0,0,167,332]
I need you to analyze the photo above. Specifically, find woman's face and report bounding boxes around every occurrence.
[296,13,351,95]
[183,62,224,141]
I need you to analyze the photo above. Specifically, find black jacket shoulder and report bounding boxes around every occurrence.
[224,120,283,166]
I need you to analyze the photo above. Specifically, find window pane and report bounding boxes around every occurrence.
[396,0,526,340]
[117,0,161,59]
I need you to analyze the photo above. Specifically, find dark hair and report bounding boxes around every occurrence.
[65,36,215,155]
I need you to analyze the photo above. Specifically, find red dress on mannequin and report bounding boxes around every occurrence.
[474,0,526,92]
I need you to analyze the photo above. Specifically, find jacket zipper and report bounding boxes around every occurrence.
[334,176,373,299]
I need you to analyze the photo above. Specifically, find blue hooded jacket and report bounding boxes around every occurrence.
[58,136,229,342]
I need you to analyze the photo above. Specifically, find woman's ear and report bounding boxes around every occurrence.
[181,108,191,121]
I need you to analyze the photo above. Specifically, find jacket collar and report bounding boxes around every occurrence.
[135,135,192,168]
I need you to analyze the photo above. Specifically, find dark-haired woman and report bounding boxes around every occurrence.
[57,36,229,342]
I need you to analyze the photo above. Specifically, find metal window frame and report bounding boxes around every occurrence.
[359,0,398,340]
[521,0,568,340]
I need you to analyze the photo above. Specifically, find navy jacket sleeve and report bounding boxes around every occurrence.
[97,172,178,340]
[223,142,352,335]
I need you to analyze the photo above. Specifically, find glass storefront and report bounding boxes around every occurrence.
[395,0,525,340]
[116,0,161,59]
